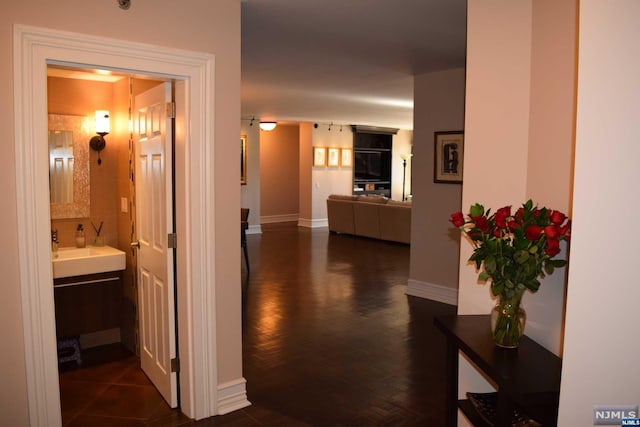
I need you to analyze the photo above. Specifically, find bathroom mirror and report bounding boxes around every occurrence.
[49,114,91,219]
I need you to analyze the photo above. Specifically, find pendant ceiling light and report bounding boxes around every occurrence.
[259,121,277,131]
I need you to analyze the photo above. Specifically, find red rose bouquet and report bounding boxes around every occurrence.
[450,200,571,347]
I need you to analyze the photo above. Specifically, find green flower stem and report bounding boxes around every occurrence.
[491,289,526,348]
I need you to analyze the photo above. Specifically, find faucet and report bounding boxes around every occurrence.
[51,228,59,252]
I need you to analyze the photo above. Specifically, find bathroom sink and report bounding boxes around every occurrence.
[52,245,126,279]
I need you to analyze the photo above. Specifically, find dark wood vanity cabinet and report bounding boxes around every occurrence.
[434,315,562,427]
[53,271,123,337]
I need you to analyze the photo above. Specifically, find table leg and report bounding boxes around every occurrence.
[444,339,458,427]
[495,389,515,426]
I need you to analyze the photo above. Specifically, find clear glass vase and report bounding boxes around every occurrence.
[491,289,526,348]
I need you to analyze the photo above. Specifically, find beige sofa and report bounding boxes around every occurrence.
[326,194,411,244]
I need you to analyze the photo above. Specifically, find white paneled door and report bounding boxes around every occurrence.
[134,82,177,407]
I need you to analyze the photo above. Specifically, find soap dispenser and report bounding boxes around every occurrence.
[51,228,59,253]
[75,224,86,248]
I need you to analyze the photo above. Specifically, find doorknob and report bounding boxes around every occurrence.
[130,241,140,249]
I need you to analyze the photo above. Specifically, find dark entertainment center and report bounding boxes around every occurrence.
[352,125,398,198]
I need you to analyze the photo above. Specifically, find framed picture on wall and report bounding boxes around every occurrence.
[434,131,464,183]
[327,147,340,167]
[313,146,326,166]
[241,134,247,185]
[340,148,353,167]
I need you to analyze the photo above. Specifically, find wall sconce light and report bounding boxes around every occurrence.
[89,110,110,165]
[259,121,277,131]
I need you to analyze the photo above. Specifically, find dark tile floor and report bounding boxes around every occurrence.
[59,222,456,426]
[59,345,179,426]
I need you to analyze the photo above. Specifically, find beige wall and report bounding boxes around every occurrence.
[114,77,135,350]
[461,0,576,350]
[1,1,240,424]
[458,0,576,423]
[461,0,577,353]
[260,124,300,221]
[558,0,640,423]
[459,1,534,315]
[48,77,119,249]
[48,75,139,349]
[524,0,576,353]
[458,2,534,406]
[409,68,466,298]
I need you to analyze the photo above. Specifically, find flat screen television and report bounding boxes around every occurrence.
[354,150,390,181]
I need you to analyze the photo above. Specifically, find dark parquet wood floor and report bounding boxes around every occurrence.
[59,222,456,426]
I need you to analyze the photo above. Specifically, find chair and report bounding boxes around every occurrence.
[241,208,250,273]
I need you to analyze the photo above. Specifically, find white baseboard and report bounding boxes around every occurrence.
[217,377,251,415]
[260,213,299,224]
[298,218,328,228]
[406,279,458,306]
[246,224,262,235]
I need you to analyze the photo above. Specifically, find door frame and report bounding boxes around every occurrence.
[14,25,219,423]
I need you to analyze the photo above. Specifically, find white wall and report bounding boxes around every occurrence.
[558,1,640,424]
[299,123,313,224]
[241,122,261,232]
[308,126,352,225]
[391,130,413,201]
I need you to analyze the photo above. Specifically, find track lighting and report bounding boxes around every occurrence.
[313,122,347,131]
[243,116,275,130]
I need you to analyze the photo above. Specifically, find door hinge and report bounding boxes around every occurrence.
[171,357,180,373]
[168,233,177,249]
[166,101,176,119]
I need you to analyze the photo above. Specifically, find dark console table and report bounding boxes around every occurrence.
[434,315,562,426]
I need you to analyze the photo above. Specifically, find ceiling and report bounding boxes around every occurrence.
[48,1,467,131]
[241,0,467,130]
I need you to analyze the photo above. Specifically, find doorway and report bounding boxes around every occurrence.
[14,25,229,423]
[48,68,178,415]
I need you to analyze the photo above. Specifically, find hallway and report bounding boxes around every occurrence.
[59,223,455,426]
